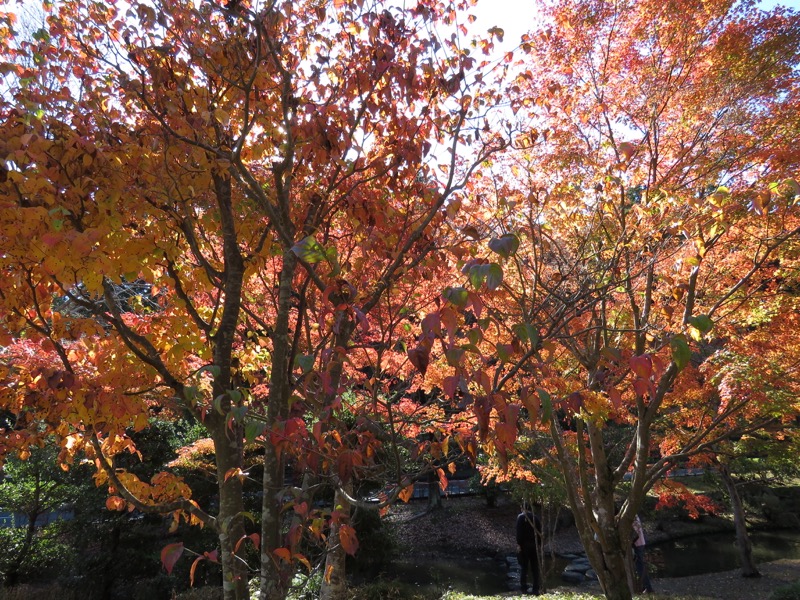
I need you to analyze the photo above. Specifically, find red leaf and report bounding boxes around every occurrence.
[467,291,483,319]
[408,345,430,376]
[339,523,359,556]
[294,501,309,519]
[421,312,442,337]
[630,354,653,379]
[633,377,650,397]
[443,375,460,399]
[160,542,184,575]
[608,387,623,409]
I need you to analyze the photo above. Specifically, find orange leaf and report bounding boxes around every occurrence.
[105,496,126,511]
[339,523,359,556]
[398,484,414,503]
[190,555,205,586]
[295,552,312,572]
[273,547,292,563]
[437,468,448,492]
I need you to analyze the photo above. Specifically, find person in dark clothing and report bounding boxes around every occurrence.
[516,504,542,595]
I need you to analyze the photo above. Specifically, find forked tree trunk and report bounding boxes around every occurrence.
[720,465,761,578]
[583,528,635,600]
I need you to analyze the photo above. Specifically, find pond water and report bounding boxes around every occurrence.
[649,529,800,577]
[369,556,509,596]
[367,530,800,595]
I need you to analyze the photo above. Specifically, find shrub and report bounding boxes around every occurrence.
[770,582,800,600]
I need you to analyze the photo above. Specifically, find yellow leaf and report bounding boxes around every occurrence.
[213,108,230,125]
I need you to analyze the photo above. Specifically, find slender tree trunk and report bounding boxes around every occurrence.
[427,478,442,510]
[210,173,250,600]
[210,416,250,600]
[720,465,761,577]
[260,439,287,600]
[319,482,353,600]
[260,250,298,600]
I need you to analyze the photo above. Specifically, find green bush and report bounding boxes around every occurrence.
[770,581,800,600]
[286,571,323,600]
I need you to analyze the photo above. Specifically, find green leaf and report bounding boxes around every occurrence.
[496,343,511,362]
[670,334,691,371]
[445,347,465,367]
[488,233,520,258]
[689,314,714,334]
[183,386,201,405]
[199,364,221,378]
[294,354,315,374]
[537,388,552,424]
[485,263,503,291]
[512,323,538,345]
[466,329,483,345]
[245,421,266,444]
[442,286,469,307]
[291,236,327,263]
[32,28,51,43]
[230,405,248,423]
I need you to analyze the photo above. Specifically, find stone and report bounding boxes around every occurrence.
[562,569,585,584]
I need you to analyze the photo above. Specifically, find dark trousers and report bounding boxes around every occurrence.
[634,545,654,592]
[518,545,540,593]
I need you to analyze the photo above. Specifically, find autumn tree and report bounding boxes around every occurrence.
[407,1,800,599]
[0,0,505,599]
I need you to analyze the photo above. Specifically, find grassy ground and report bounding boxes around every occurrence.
[440,594,705,600]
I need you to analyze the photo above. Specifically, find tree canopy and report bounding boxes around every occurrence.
[1,0,798,599]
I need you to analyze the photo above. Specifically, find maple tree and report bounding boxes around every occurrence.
[402,1,800,599]
[0,0,506,598]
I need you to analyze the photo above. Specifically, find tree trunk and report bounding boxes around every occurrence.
[721,465,761,577]
[260,439,287,600]
[210,417,250,600]
[584,530,634,600]
[319,482,352,600]
[427,479,442,510]
[259,250,297,600]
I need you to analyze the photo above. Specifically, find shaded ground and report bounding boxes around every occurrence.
[385,494,800,598]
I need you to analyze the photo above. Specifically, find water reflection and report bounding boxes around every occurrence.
[649,530,800,577]
[365,530,800,595]
[373,556,508,596]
